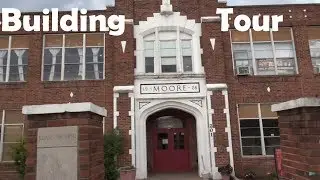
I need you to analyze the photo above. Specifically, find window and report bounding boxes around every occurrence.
[43,33,104,81]
[143,28,193,74]
[0,36,29,82]
[238,103,280,156]
[0,110,24,162]
[231,28,297,75]
[308,27,320,73]
[161,40,177,72]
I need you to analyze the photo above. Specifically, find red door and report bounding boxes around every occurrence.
[153,128,191,172]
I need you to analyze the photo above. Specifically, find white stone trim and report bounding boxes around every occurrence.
[206,91,218,179]
[201,16,221,23]
[128,92,136,167]
[22,102,107,116]
[113,86,134,93]
[207,83,227,91]
[218,0,227,3]
[113,93,119,128]
[125,19,134,24]
[271,97,320,112]
[134,11,203,75]
[222,90,235,175]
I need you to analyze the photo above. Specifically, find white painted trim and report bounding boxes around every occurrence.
[61,34,66,81]
[272,97,320,112]
[258,103,266,156]
[22,102,107,117]
[82,34,86,80]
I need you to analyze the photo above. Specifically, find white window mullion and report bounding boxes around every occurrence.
[270,30,278,75]
[155,28,160,74]
[103,33,106,79]
[176,27,182,73]
[41,36,45,81]
[0,110,5,162]
[249,29,257,75]
[5,36,12,82]
[82,34,86,80]
[61,35,66,81]
[290,28,299,74]
[258,103,266,155]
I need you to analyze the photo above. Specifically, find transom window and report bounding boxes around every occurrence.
[0,110,24,162]
[43,33,105,81]
[231,28,297,76]
[0,36,29,82]
[143,29,193,74]
[238,103,280,156]
[308,26,320,74]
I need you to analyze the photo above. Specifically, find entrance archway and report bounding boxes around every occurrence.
[146,109,197,173]
[135,100,212,179]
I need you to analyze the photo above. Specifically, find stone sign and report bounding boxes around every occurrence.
[37,126,78,180]
[140,83,200,94]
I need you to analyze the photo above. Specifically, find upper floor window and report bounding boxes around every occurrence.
[308,26,320,74]
[238,103,279,156]
[143,29,193,74]
[231,28,297,76]
[43,33,105,81]
[0,36,29,82]
[0,110,24,162]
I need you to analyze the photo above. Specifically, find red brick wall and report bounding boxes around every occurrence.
[277,107,320,180]
[0,0,319,178]
[0,163,20,180]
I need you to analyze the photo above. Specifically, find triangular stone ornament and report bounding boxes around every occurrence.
[121,41,127,53]
[210,38,216,51]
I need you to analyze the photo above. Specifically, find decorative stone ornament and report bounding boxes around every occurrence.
[160,0,173,16]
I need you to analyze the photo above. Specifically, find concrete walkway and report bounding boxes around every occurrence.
[148,173,202,180]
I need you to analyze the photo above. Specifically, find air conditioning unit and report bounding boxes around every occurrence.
[236,66,252,76]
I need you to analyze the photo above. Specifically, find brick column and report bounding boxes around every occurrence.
[272,98,320,180]
[22,103,107,180]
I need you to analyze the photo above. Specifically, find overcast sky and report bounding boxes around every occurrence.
[0,0,319,12]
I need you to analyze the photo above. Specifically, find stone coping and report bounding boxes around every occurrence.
[271,97,320,112]
[22,102,107,116]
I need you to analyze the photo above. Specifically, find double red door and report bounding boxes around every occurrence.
[153,128,191,172]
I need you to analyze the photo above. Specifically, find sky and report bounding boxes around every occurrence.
[0,0,319,12]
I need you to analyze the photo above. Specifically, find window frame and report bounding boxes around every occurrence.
[0,110,24,162]
[42,33,105,81]
[237,103,280,157]
[0,36,29,83]
[230,28,298,76]
[143,27,193,74]
[309,39,320,74]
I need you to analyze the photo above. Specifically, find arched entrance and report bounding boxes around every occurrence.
[146,109,197,173]
[135,100,212,179]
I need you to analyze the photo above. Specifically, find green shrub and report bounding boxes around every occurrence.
[11,139,27,180]
[104,129,124,180]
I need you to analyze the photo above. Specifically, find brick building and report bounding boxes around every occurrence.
[0,0,319,179]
